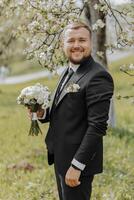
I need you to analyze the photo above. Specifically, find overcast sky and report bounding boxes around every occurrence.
[77,0,132,8]
[110,0,132,4]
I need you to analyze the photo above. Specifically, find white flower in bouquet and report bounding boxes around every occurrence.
[17,83,51,136]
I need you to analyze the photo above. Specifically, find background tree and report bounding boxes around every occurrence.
[0,0,133,69]
[17,0,133,70]
[0,0,26,65]
[84,0,133,65]
[82,0,133,126]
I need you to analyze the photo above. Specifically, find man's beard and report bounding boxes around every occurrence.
[69,55,91,65]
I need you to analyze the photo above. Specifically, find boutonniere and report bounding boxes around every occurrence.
[66,83,80,93]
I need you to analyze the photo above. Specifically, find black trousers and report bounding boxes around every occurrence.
[54,165,94,200]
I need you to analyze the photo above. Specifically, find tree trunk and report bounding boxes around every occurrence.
[83,0,116,127]
[84,0,107,66]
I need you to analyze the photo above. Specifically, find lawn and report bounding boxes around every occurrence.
[8,59,44,76]
[0,56,133,200]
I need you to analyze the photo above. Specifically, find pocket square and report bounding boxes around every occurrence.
[66,83,80,93]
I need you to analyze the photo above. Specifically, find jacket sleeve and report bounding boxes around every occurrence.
[73,70,114,166]
[38,107,50,123]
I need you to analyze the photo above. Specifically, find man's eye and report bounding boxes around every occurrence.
[80,39,86,42]
[67,40,74,43]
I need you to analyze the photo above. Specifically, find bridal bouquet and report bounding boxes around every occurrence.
[17,83,51,136]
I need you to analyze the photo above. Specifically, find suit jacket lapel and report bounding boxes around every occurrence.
[56,72,80,105]
[56,56,94,106]
[49,67,68,114]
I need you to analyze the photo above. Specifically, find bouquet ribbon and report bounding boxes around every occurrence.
[32,112,38,120]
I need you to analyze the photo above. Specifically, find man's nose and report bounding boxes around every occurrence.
[73,40,80,48]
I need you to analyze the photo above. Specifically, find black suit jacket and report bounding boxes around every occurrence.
[40,56,114,176]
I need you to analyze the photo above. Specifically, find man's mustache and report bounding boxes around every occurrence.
[71,47,84,52]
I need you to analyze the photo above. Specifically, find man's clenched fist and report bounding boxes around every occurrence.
[65,166,81,187]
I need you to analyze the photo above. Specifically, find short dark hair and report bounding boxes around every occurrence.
[62,21,92,39]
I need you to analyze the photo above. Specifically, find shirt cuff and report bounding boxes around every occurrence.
[38,110,46,120]
[71,158,86,171]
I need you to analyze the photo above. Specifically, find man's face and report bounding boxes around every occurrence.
[63,27,91,64]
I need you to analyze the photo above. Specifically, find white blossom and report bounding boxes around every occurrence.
[39,52,46,60]
[94,4,99,10]
[0,0,4,7]
[92,19,105,30]
[97,51,104,58]
[100,5,108,12]
[92,23,98,31]
[27,21,41,32]
[119,32,127,40]
[99,0,105,4]
[129,64,134,70]
[16,0,25,6]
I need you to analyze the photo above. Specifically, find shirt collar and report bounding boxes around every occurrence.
[69,62,80,72]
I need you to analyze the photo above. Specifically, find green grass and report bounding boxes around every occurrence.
[0,57,134,199]
[9,60,44,76]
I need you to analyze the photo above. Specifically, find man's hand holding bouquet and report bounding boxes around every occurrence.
[17,83,51,136]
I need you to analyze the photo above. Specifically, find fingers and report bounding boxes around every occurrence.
[36,109,44,115]
[27,107,45,119]
[65,177,80,187]
[65,166,81,187]
[28,112,32,120]
[36,109,45,118]
[27,108,32,120]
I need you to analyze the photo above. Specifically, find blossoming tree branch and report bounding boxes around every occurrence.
[0,0,133,71]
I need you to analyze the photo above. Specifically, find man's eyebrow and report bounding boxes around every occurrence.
[66,37,75,40]
[67,37,87,40]
[79,37,87,39]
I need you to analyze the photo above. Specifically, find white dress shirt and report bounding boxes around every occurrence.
[69,62,79,72]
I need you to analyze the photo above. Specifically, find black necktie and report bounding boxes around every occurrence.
[55,68,74,104]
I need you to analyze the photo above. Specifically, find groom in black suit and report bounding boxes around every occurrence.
[34,21,114,200]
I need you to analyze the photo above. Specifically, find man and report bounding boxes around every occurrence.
[34,21,114,200]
